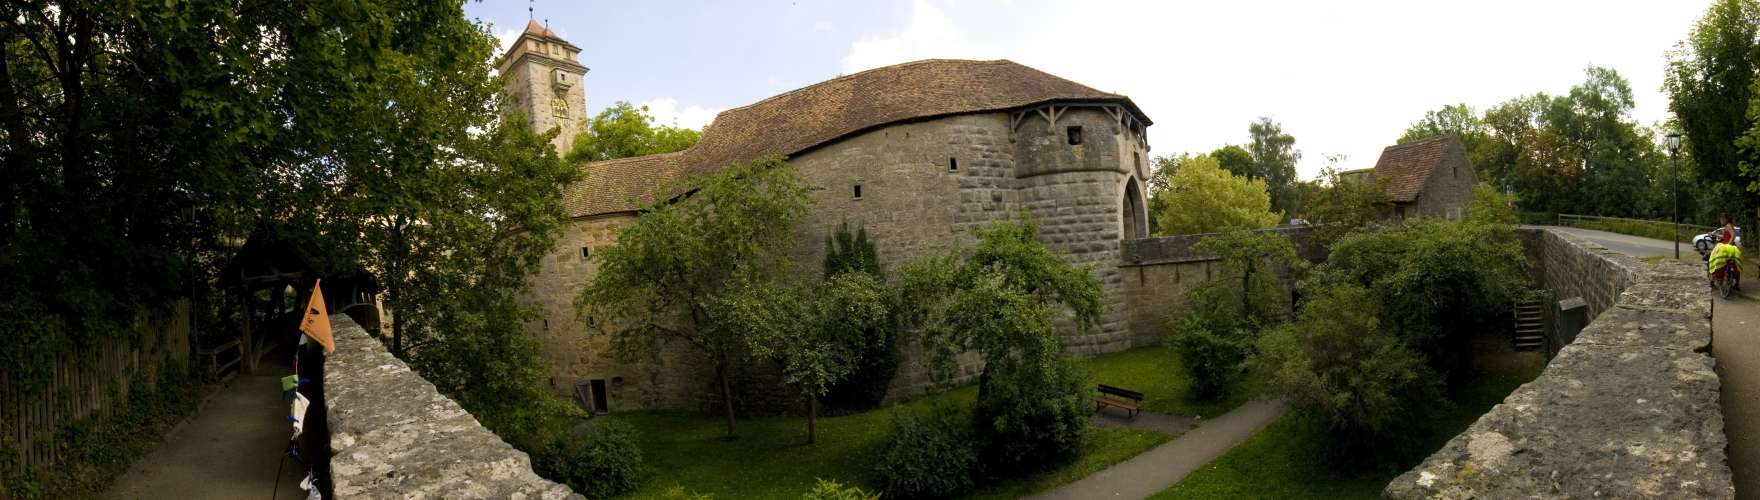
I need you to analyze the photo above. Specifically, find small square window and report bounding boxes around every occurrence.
[949,157,958,171]
[1067,126,1083,145]
[853,184,863,199]
[581,246,590,259]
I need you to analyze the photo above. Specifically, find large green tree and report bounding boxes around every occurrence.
[1210,144,1257,179]
[898,216,1101,471]
[1150,154,1281,235]
[1667,0,1760,202]
[1248,117,1301,213]
[566,101,702,163]
[0,0,283,386]
[577,156,811,439]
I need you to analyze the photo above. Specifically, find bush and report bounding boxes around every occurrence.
[800,479,881,500]
[1168,229,1303,400]
[821,222,898,413]
[873,408,978,499]
[973,356,1089,476]
[535,420,645,498]
[1318,218,1530,383]
[1254,284,1442,467]
[1169,312,1252,400]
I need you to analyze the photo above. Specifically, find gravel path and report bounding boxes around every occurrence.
[103,358,308,499]
[1025,398,1285,500]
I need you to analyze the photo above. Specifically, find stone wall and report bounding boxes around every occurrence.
[1384,227,1731,499]
[324,314,580,499]
[522,107,1157,411]
[1408,137,1478,219]
[1117,226,1319,346]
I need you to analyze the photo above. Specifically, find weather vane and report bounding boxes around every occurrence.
[528,0,534,20]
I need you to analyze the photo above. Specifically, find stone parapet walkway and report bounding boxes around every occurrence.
[104,358,307,499]
[1027,398,1285,500]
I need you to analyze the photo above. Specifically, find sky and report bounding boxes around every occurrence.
[465,0,1713,180]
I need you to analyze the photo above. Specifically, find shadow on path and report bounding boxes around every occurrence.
[1716,290,1760,500]
[1026,398,1285,500]
[103,356,308,499]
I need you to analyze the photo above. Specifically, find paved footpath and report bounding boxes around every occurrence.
[1027,398,1286,500]
[1717,282,1760,500]
[103,358,308,499]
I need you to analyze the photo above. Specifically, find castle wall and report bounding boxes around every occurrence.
[523,107,1158,413]
[1012,108,1146,354]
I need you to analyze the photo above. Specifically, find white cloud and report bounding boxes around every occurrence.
[640,98,720,130]
[813,21,837,33]
[840,0,996,73]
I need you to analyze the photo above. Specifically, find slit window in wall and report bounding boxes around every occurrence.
[853,184,863,199]
[1067,126,1083,145]
[581,245,590,259]
[949,157,958,171]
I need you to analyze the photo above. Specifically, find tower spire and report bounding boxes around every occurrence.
[528,0,534,20]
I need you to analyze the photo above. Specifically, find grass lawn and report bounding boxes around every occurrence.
[1152,352,1544,500]
[602,345,1224,499]
[1082,344,1255,418]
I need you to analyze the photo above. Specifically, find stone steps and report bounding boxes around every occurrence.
[1513,299,1547,351]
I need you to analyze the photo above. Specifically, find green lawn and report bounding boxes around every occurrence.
[1152,356,1544,499]
[1082,344,1255,418]
[602,345,1228,499]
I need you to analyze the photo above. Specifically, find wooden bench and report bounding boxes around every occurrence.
[1094,384,1143,418]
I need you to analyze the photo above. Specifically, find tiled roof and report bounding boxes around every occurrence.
[1370,134,1459,203]
[566,59,1148,217]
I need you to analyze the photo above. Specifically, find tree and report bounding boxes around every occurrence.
[1150,154,1281,235]
[1314,219,1530,384]
[1168,230,1304,399]
[898,216,1101,471]
[1254,284,1441,465]
[0,0,284,387]
[1248,117,1301,213]
[1298,166,1390,248]
[1667,0,1760,198]
[578,155,811,439]
[819,223,898,413]
[566,101,703,162]
[1464,182,1520,225]
[1211,144,1257,179]
[719,272,889,443]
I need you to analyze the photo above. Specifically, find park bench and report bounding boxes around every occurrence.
[1093,384,1143,418]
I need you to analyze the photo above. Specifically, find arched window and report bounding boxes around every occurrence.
[1121,178,1148,240]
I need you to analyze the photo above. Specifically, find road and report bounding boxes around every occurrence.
[1550,226,1684,259]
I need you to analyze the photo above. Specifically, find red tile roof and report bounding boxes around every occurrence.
[1369,134,1460,203]
[565,59,1148,217]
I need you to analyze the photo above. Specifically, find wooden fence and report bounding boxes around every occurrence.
[2,299,192,474]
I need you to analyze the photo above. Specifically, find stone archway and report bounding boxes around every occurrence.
[1120,176,1148,240]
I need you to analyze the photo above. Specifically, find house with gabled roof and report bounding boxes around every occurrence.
[1347,133,1479,219]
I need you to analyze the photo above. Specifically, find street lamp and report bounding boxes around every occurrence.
[1668,132,1683,259]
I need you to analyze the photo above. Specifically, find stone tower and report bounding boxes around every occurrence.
[498,20,588,156]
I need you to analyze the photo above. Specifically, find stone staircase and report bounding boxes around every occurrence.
[1513,299,1546,351]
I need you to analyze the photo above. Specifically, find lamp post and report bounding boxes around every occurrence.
[1668,132,1683,259]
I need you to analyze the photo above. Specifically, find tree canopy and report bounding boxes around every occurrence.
[566,101,703,163]
[577,155,811,438]
[1150,154,1281,235]
[1248,117,1302,213]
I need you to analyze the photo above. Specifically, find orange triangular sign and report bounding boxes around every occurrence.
[299,279,334,353]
